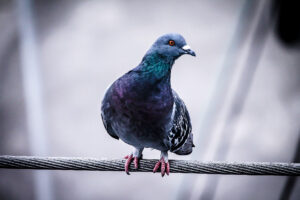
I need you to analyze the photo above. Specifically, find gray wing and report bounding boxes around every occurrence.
[168,90,194,155]
[101,112,119,140]
[101,86,119,140]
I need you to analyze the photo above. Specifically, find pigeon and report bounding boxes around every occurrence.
[101,33,195,176]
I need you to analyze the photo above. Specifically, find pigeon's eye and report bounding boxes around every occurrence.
[168,40,175,46]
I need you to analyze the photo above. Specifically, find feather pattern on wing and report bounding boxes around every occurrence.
[168,90,193,155]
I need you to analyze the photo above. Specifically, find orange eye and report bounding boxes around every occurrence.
[168,40,175,46]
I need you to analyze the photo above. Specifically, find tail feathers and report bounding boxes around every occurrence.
[172,133,194,155]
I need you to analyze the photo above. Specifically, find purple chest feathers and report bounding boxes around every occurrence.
[110,78,174,125]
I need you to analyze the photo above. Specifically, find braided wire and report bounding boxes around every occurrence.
[0,156,299,176]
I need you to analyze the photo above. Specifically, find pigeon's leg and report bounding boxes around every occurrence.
[124,147,144,175]
[153,151,170,177]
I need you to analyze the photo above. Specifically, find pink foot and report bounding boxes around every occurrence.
[124,154,140,175]
[153,157,170,177]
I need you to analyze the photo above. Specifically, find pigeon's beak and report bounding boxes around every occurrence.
[182,45,196,57]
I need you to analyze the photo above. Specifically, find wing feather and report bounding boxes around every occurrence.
[168,90,193,154]
[101,85,119,140]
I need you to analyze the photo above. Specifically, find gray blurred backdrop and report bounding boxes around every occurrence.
[0,0,300,200]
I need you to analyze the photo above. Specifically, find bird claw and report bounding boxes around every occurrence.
[153,158,170,177]
[124,154,141,175]
[133,157,139,169]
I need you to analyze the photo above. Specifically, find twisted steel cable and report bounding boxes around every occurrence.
[0,156,299,175]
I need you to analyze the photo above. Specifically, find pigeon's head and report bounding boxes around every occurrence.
[149,33,196,60]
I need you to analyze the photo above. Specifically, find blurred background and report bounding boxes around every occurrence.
[0,0,300,199]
